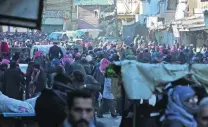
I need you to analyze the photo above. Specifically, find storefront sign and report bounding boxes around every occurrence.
[42,11,70,18]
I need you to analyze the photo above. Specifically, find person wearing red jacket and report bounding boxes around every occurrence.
[0,42,9,58]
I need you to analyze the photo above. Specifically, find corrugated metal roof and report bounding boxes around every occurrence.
[189,26,206,31]
[74,0,114,5]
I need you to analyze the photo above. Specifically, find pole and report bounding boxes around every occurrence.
[114,0,119,37]
[70,0,73,30]
[133,103,137,127]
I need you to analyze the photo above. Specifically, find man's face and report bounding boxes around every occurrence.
[197,106,208,127]
[68,98,94,127]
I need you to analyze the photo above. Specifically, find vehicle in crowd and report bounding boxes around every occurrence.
[76,29,102,39]
[66,31,82,39]
[98,36,121,43]
[30,45,66,59]
[67,39,83,53]
[46,32,69,41]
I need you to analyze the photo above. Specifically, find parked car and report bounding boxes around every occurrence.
[46,32,69,41]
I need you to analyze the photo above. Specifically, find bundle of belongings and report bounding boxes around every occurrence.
[0,91,38,113]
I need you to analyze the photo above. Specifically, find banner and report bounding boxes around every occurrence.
[74,0,113,5]
[172,25,180,37]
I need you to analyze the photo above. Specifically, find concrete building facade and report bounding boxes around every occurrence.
[42,0,77,32]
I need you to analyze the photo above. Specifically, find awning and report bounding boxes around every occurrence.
[189,26,207,31]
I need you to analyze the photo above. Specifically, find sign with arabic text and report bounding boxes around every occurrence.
[42,11,70,18]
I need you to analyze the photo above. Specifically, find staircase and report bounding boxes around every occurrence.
[78,6,99,29]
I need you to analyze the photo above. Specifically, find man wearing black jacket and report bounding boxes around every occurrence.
[49,42,63,60]
[35,73,75,127]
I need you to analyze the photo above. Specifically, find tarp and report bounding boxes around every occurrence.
[0,92,35,113]
[121,60,208,100]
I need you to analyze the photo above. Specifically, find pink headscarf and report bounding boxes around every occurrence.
[170,45,177,53]
[159,46,163,54]
[33,51,43,59]
[75,52,81,57]
[87,42,92,47]
[61,55,73,65]
[99,58,110,73]
[1,59,10,65]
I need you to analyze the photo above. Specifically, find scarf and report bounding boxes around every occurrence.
[99,58,110,74]
[165,87,197,127]
[31,70,40,82]
[33,51,43,60]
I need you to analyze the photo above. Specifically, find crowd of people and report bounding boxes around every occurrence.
[0,33,207,127]
[0,31,47,47]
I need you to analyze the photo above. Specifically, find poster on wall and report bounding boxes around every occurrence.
[74,0,114,5]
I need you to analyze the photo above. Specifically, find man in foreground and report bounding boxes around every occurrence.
[197,97,208,127]
[64,90,105,127]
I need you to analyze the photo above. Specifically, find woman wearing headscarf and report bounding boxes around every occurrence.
[93,58,108,93]
[97,59,117,118]
[162,86,198,127]
[61,54,73,76]
[1,42,9,58]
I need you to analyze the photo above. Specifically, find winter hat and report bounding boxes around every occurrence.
[85,55,92,62]
[52,58,60,66]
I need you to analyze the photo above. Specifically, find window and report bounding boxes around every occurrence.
[167,0,178,10]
